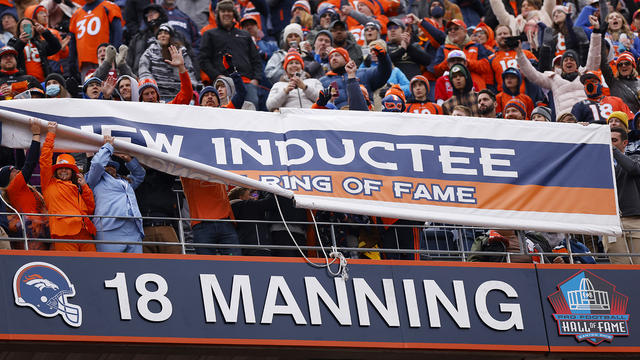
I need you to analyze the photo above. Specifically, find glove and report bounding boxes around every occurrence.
[222,53,234,72]
[370,43,386,57]
[316,87,332,107]
[593,21,608,34]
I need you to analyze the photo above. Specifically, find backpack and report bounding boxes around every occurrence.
[468,233,507,262]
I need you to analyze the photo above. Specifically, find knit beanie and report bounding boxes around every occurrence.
[283,49,304,69]
[504,98,527,118]
[329,47,350,62]
[608,111,629,129]
[531,106,552,122]
[283,23,303,41]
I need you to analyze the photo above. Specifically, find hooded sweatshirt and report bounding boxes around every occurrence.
[214,72,254,110]
[442,63,480,116]
[115,75,139,101]
[496,67,534,116]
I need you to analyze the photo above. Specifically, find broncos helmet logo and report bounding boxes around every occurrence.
[13,262,82,327]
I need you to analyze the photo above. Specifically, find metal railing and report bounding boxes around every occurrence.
[2,208,640,264]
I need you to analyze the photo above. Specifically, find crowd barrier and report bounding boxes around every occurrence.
[2,209,637,264]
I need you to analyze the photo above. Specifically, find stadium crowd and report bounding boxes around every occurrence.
[0,0,639,263]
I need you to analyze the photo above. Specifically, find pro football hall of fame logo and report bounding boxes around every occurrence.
[548,270,629,345]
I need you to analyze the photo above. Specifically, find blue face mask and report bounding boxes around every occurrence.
[46,84,60,97]
[431,5,444,18]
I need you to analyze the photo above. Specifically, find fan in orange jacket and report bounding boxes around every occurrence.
[39,121,96,251]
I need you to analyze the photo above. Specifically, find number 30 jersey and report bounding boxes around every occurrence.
[69,0,122,69]
[570,96,632,124]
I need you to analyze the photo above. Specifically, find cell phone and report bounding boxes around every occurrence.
[23,23,32,38]
[330,81,339,97]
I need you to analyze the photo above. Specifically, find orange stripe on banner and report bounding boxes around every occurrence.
[0,250,543,267]
[237,170,617,215]
[0,334,548,351]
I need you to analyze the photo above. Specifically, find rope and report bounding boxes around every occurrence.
[274,195,348,280]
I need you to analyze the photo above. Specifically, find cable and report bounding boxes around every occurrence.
[274,195,348,280]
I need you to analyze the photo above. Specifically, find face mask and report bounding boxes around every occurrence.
[431,5,444,18]
[45,84,60,97]
[585,81,603,99]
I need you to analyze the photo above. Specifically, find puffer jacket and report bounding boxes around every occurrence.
[266,73,323,111]
[517,33,600,117]
[138,42,196,100]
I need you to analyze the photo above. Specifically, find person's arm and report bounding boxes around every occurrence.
[489,0,515,30]
[78,174,95,213]
[344,6,376,25]
[109,17,123,48]
[432,46,448,77]
[228,71,246,109]
[93,52,114,80]
[613,148,640,176]
[39,27,61,56]
[516,46,553,89]
[85,137,113,188]
[345,60,368,111]
[124,155,145,189]
[266,81,288,111]
[419,18,446,45]
[166,45,192,104]
[367,44,392,91]
[303,78,322,103]
[584,33,601,71]
[20,119,42,183]
[542,0,555,19]
[39,122,57,190]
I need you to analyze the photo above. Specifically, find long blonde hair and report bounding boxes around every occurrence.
[607,12,635,42]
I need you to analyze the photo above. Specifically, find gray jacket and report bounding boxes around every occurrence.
[613,148,640,217]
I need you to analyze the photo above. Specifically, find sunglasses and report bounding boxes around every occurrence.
[447,26,462,33]
[618,61,632,67]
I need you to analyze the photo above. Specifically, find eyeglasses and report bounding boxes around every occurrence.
[447,26,462,33]
[618,61,632,67]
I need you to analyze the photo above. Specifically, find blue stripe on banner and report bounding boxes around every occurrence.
[3,107,613,189]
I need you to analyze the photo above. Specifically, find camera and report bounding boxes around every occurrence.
[504,33,527,49]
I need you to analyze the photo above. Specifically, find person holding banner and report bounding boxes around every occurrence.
[85,135,145,253]
[0,118,49,250]
[39,121,96,251]
[610,126,640,264]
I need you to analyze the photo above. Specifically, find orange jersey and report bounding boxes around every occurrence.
[488,49,537,91]
[69,0,122,68]
[405,101,443,115]
[181,178,233,226]
[495,92,534,117]
[22,41,45,82]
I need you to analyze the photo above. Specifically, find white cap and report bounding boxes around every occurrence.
[447,49,467,61]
